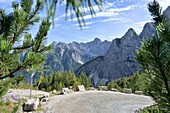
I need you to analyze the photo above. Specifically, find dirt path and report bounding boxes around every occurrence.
[42,91,154,113]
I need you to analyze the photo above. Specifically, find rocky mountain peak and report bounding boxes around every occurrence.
[93,38,101,42]
[123,28,138,38]
[46,38,111,73]
[88,38,102,45]
[52,41,58,46]
[139,22,156,40]
[164,6,170,18]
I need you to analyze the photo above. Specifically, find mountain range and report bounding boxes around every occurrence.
[45,6,170,86]
[45,38,111,73]
[76,23,156,86]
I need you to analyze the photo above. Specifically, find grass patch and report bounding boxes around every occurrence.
[32,107,44,112]
[0,101,19,113]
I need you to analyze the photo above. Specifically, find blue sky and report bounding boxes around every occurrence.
[0,0,169,44]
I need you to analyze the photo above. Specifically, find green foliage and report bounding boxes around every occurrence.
[78,72,92,89]
[0,99,22,113]
[148,0,164,24]
[99,83,106,86]
[0,0,102,78]
[45,0,102,27]
[139,105,162,113]
[136,0,170,112]
[12,105,19,113]
[107,72,148,93]
[0,0,52,102]
[34,71,92,91]
[0,0,52,79]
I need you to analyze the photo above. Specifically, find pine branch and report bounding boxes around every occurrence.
[0,65,23,79]
[148,0,163,24]
[12,45,32,50]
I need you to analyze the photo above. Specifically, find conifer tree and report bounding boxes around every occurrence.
[0,0,51,79]
[78,72,92,88]
[136,0,170,112]
[0,0,102,80]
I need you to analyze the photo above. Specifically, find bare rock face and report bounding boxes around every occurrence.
[164,6,170,19]
[46,38,111,72]
[76,28,143,86]
[139,22,156,40]
[97,28,140,80]
[76,19,160,87]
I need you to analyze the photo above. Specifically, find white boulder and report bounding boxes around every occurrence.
[77,85,86,92]
[135,91,143,95]
[123,88,132,94]
[61,88,70,94]
[52,90,57,94]
[99,86,108,91]
[110,88,118,92]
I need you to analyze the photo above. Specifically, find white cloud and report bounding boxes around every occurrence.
[108,4,139,12]
[119,0,125,3]
[6,8,13,13]
[73,21,95,27]
[158,0,170,10]
[105,1,115,7]
[134,20,152,27]
[0,0,15,3]
[58,13,67,18]
[68,4,139,22]
[58,4,101,18]
[102,18,122,22]
[100,35,122,41]
[132,20,152,34]
[58,1,116,20]
[54,17,60,21]
[102,17,132,22]
[55,24,61,27]
[76,26,90,30]
[84,21,95,26]
[68,11,119,22]
[50,24,61,29]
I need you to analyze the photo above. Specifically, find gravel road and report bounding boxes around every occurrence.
[42,91,154,113]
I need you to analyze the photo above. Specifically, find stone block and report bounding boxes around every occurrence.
[52,90,57,94]
[99,86,108,91]
[110,88,118,92]
[77,85,86,92]
[69,86,73,89]
[61,88,70,94]
[23,99,39,111]
[135,91,143,95]
[123,88,132,94]
[88,87,95,90]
